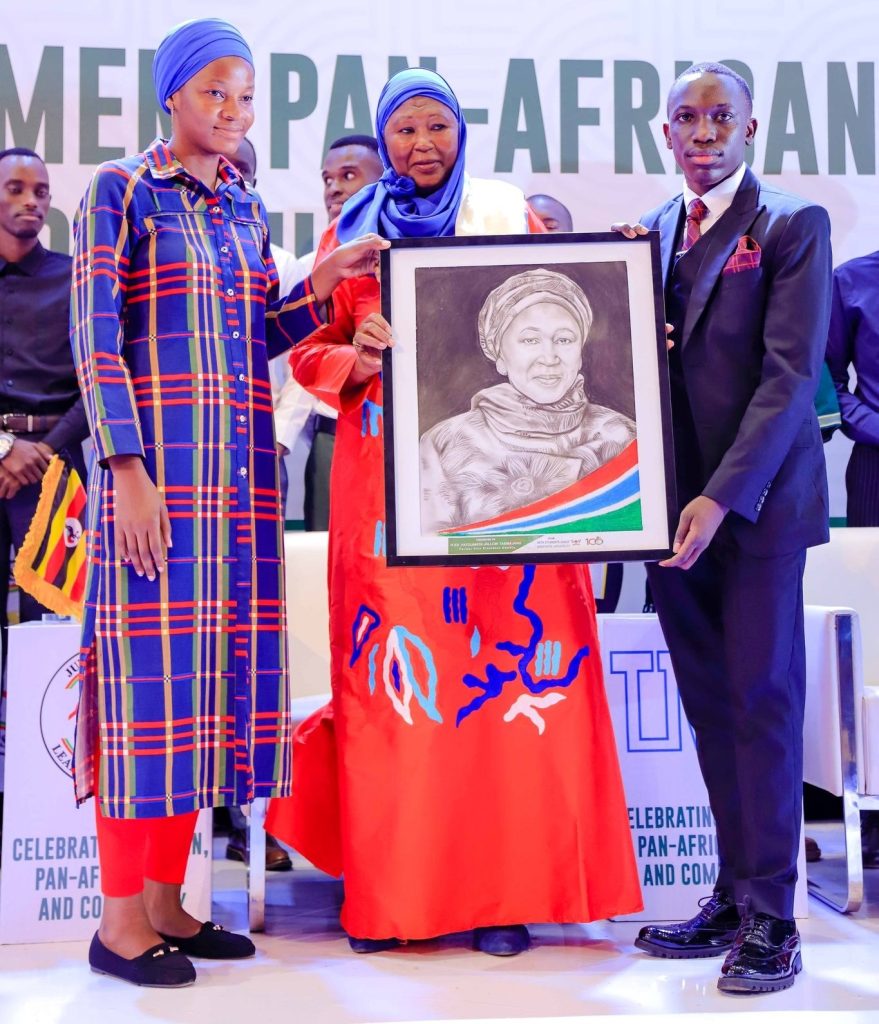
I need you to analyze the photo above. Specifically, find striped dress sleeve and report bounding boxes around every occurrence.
[256,193,324,359]
[70,164,144,465]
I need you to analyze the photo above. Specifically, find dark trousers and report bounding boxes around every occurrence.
[304,428,335,532]
[845,443,879,527]
[646,532,807,919]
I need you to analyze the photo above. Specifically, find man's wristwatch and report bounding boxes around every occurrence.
[0,432,15,460]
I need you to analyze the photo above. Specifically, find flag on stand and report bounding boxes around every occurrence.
[13,455,87,620]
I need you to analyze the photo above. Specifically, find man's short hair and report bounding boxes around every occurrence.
[670,62,753,115]
[328,134,379,154]
[0,147,45,167]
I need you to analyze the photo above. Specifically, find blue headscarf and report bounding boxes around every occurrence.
[335,68,468,242]
[153,19,253,113]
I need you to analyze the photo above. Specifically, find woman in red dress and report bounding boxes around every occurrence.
[267,68,641,955]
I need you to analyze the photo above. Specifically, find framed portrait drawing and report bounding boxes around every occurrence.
[381,232,675,566]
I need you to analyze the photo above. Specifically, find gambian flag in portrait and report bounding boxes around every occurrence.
[441,440,642,537]
[13,455,86,620]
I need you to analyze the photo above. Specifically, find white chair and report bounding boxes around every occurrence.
[801,605,863,912]
[802,527,879,912]
[248,530,332,931]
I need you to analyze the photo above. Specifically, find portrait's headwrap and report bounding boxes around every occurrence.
[336,68,468,242]
[478,269,593,361]
[153,18,253,113]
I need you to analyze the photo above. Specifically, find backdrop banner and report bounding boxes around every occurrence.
[0,623,212,944]
[599,614,809,921]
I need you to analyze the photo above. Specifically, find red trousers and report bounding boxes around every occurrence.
[95,802,198,898]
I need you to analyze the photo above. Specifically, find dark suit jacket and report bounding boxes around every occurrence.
[641,166,832,556]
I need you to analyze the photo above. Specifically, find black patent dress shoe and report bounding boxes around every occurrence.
[634,890,741,958]
[159,921,255,959]
[88,932,196,987]
[718,913,802,993]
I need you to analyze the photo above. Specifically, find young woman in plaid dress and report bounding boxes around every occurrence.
[70,18,385,987]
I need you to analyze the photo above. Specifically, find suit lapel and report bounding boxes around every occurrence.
[681,167,765,348]
[658,196,683,286]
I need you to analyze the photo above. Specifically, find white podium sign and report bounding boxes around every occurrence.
[598,614,807,921]
[0,623,212,944]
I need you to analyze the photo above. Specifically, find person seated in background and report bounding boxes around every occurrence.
[825,247,879,867]
[525,192,573,232]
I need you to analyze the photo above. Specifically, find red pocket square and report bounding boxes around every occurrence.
[723,236,761,275]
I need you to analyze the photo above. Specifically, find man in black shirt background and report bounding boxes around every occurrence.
[0,147,88,635]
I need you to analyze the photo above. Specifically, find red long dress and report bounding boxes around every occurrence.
[268,214,642,940]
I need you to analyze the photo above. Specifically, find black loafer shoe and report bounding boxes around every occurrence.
[718,914,802,993]
[474,925,531,956]
[88,932,196,987]
[635,890,741,959]
[159,921,255,960]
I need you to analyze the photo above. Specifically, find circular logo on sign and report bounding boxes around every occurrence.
[63,517,83,548]
[39,654,81,778]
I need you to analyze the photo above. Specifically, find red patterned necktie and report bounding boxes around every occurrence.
[681,197,709,253]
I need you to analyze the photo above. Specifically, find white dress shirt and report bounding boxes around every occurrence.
[681,161,747,238]
[268,246,337,452]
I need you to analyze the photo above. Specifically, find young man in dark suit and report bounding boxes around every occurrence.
[614,62,832,994]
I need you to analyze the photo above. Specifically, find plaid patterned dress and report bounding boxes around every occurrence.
[70,139,322,818]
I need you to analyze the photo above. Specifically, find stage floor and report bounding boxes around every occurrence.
[2,825,879,1024]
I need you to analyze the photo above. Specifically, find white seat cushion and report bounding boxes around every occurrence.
[283,531,331,699]
[863,687,879,797]
[802,606,864,796]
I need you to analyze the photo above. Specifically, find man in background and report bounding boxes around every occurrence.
[0,147,89,837]
[229,137,303,520]
[526,193,573,233]
[826,250,879,527]
[273,135,382,530]
[0,148,88,633]
[825,248,879,866]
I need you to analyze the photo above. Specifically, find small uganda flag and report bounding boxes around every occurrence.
[13,455,87,620]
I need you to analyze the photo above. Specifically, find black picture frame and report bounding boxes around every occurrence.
[381,231,676,567]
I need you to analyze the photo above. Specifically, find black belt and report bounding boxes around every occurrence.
[0,412,62,433]
[314,414,337,436]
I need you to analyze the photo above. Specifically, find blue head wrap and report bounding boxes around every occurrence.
[153,19,253,113]
[336,68,467,242]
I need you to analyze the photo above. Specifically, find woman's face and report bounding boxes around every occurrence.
[497,302,585,404]
[168,56,255,159]
[383,96,459,192]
